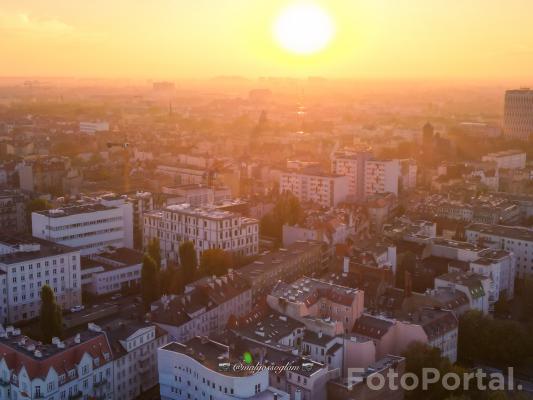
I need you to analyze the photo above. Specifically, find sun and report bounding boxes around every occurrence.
[274,3,335,55]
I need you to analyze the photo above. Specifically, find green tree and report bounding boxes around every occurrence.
[179,241,197,285]
[141,254,160,310]
[160,266,184,295]
[40,285,63,343]
[403,342,467,400]
[147,237,161,269]
[199,249,233,277]
[458,310,530,367]
[260,191,304,241]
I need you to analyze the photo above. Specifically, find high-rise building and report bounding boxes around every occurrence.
[280,171,349,208]
[364,160,400,196]
[504,89,533,140]
[331,150,373,202]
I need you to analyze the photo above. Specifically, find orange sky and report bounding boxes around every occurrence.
[1,0,533,81]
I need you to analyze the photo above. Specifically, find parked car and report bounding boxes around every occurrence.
[70,305,85,313]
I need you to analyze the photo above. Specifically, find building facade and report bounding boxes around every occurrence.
[279,171,349,208]
[158,338,289,400]
[32,202,133,256]
[331,150,373,202]
[0,325,113,400]
[143,204,259,263]
[504,89,533,140]
[466,223,533,279]
[364,160,400,197]
[0,235,81,324]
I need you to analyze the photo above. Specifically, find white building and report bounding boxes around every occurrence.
[79,121,110,134]
[280,171,349,208]
[104,320,168,400]
[482,150,526,170]
[80,248,143,296]
[0,325,114,400]
[399,159,417,192]
[0,235,81,324]
[465,223,533,279]
[364,159,400,196]
[32,201,133,256]
[331,150,373,202]
[143,204,258,263]
[158,338,289,400]
[504,89,533,140]
[469,249,515,302]
[435,272,491,315]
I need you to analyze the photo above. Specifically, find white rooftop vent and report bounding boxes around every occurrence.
[34,350,42,358]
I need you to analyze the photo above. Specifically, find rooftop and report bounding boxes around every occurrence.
[0,234,76,265]
[237,241,323,282]
[270,277,359,308]
[161,337,257,377]
[467,223,533,242]
[0,326,112,381]
[36,203,116,218]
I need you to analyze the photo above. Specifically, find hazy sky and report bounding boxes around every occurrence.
[1,0,533,81]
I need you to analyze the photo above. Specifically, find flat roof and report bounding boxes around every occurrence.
[467,223,533,242]
[36,203,115,218]
[0,234,76,265]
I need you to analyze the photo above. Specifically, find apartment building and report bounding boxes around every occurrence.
[466,223,533,279]
[331,150,373,202]
[0,325,113,400]
[104,320,168,400]
[399,159,417,192]
[158,338,289,400]
[267,277,364,334]
[126,191,154,249]
[143,204,258,262]
[435,271,491,314]
[470,249,515,301]
[279,170,349,208]
[0,234,81,324]
[364,159,400,197]
[236,241,328,303]
[150,271,252,343]
[18,156,82,196]
[0,189,27,233]
[353,309,459,362]
[482,149,526,170]
[32,201,133,256]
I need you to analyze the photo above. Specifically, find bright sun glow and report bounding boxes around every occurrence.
[274,3,335,55]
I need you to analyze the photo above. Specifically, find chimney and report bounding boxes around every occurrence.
[404,271,412,298]
[343,257,350,273]
[318,331,323,338]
